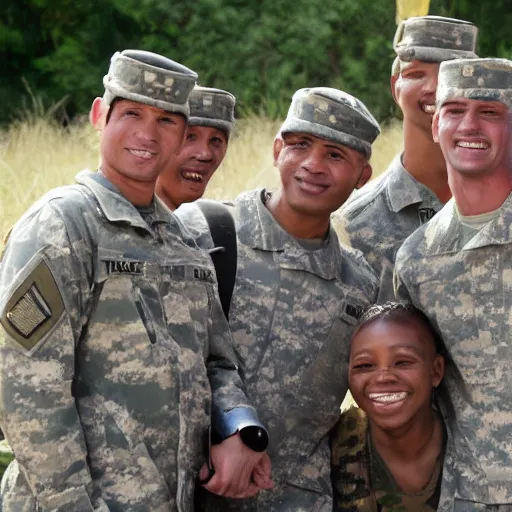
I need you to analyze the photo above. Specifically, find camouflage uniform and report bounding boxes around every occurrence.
[176,87,380,511]
[331,408,445,511]
[336,157,444,303]
[336,16,478,303]
[0,51,260,512]
[395,59,512,511]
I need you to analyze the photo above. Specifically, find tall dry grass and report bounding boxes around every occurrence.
[0,116,403,241]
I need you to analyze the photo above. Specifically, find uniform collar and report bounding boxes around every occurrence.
[386,154,441,213]
[75,170,172,234]
[235,189,343,281]
[462,191,512,250]
[426,192,512,252]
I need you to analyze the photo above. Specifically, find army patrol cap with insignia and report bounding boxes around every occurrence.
[103,49,198,118]
[188,86,236,138]
[394,15,478,63]
[437,58,512,109]
[279,87,380,158]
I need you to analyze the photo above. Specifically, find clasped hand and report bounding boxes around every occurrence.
[198,432,274,498]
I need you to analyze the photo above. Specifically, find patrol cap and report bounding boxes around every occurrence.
[188,86,236,138]
[279,87,380,158]
[394,16,478,63]
[103,50,198,118]
[437,58,512,109]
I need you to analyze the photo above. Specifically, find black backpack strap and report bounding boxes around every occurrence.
[196,200,237,320]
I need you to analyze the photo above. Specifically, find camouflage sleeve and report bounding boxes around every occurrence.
[393,250,412,302]
[330,408,374,511]
[205,286,267,444]
[0,203,107,511]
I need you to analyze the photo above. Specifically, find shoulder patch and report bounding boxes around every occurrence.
[1,260,65,352]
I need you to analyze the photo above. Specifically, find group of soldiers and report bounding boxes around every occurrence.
[0,11,510,512]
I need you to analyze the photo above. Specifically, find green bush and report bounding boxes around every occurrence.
[0,0,511,123]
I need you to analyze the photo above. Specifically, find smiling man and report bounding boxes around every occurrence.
[336,16,478,302]
[395,58,512,511]
[0,50,266,511]
[177,87,380,511]
[156,86,235,210]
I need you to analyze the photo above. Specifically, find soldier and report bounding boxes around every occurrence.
[176,87,380,511]
[156,86,235,210]
[335,16,478,302]
[0,50,268,511]
[395,58,512,510]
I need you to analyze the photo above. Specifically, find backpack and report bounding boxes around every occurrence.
[196,200,238,320]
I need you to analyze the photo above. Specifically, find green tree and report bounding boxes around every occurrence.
[0,0,509,124]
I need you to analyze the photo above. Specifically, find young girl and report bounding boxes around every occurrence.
[331,302,453,511]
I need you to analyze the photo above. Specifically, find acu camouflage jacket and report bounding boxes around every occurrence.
[177,189,378,512]
[0,171,257,512]
[336,154,444,303]
[395,193,512,508]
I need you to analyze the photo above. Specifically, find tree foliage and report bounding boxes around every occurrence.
[0,0,510,124]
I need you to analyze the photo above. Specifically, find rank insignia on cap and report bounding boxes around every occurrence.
[1,259,65,353]
[202,95,214,108]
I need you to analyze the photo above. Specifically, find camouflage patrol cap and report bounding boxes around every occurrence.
[394,16,478,63]
[103,50,198,118]
[188,86,236,138]
[437,58,512,109]
[279,87,380,158]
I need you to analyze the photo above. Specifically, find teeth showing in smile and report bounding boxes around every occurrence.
[456,141,489,149]
[182,171,203,182]
[369,392,408,403]
[297,178,327,192]
[129,149,155,159]
[422,104,436,114]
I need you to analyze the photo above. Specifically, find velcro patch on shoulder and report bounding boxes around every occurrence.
[1,259,65,352]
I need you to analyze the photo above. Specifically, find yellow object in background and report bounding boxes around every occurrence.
[396,0,431,23]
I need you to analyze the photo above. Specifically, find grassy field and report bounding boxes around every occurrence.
[0,115,403,241]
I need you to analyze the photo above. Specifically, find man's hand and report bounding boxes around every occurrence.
[199,432,273,498]
[250,452,273,490]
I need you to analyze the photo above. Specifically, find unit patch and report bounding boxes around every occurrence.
[1,259,65,352]
[7,285,51,338]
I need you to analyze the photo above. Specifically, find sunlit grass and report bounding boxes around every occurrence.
[0,116,403,242]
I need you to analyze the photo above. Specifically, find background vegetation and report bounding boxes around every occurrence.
[1,0,511,125]
[0,115,403,240]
